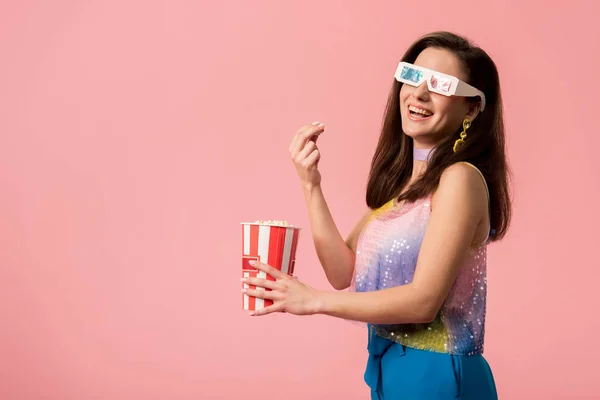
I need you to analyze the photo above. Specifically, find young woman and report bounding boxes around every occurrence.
[241,31,511,399]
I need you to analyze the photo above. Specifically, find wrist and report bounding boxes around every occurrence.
[302,182,321,197]
[312,290,331,315]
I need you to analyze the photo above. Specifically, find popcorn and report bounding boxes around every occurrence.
[241,221,301,311]
[253,220,289,226]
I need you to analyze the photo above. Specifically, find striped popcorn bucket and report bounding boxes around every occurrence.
[241,222,301,311]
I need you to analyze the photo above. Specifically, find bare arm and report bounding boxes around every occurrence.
[303,184,371,290]
[290,122,371,290]
[314,163,488,323]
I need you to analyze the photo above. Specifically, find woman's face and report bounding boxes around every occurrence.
[399,47,479,147]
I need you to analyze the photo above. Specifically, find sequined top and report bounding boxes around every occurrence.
[351,192,488,355]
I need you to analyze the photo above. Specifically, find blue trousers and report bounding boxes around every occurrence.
[365,327,498,399]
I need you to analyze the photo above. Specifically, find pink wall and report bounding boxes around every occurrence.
[1,1,599,398]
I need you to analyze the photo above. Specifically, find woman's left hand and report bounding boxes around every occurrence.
[242,261,322,316]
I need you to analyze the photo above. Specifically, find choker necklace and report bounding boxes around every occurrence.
[413,147,432,162]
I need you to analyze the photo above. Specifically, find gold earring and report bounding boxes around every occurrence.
[453,118,471,153]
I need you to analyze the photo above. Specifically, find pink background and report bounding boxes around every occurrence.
[1,1,599,399]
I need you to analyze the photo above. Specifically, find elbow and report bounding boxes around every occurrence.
[325,265,354,291]
[415,296,442,324]
[404,283,443,323]
[418,308,438,324]
[330,278,351,291]
[327,272,353,291]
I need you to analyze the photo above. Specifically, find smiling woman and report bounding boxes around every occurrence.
[241,31,510,400]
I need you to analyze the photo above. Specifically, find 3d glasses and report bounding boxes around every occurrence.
[394,61,486,111]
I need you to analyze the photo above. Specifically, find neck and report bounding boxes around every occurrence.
[413,147,431,161]
[412,146,432,180]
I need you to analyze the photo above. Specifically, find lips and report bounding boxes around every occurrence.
[407,104,433,121]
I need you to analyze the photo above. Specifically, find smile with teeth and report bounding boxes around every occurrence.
[408,105,433,119]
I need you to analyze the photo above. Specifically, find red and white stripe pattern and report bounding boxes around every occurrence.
[241,223,300,311]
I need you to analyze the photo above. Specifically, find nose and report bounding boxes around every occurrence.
[412,81,431,102]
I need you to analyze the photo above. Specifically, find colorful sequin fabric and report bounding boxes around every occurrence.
[351,196,487,355]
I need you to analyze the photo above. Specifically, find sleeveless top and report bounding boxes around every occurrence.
[351,163,490,356]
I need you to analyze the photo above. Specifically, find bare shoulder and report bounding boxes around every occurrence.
[433,162,488,213]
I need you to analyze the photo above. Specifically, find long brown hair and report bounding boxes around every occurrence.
[366,31,511,240]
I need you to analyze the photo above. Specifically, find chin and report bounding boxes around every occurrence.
[402,124,431,140]
[405,132,430,143]
[402,126,442,147]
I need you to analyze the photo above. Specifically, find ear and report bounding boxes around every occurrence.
[465,99,481,122]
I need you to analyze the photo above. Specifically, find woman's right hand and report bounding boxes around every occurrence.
[289,121,325,190]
